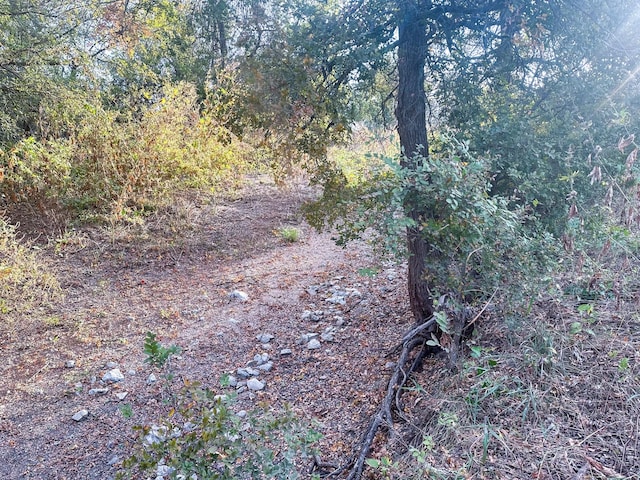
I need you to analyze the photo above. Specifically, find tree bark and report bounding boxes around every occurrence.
[395,0,433,323]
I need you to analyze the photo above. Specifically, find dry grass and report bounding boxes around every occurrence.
[381,291,640,479]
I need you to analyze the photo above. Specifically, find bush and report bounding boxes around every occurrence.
[0,216,60,316]
[120,383,320,479]
[308,132,557,307]
[1,82,252,222]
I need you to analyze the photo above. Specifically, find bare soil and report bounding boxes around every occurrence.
[0,176,410,479]
[1,175,640,480]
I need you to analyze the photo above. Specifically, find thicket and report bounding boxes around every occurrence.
[0,83,251,222]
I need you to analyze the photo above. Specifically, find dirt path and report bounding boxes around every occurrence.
[0,177,410,479]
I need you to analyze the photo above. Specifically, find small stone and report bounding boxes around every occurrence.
[247,378,265,391]
[157,464,174,477]
[127,370,136,376]
[307,339,321,350]
[102,369,125,383]
[228,290,249,301]
[245,367,260,376]
[256,333,274,343]
[384,362,396,370]
[236,386,247,394]
[257,362,273,372]
[143,425,167,445]
[335,317,345,326]
[236,410,247,418]
[106,361,118,369]
[236,368,250,378]
[116,392,128,400]
[280,348,293,356]
[107,456,120,466]
[147,373,157,384]
[320,332,335,342]
[227,375,238,387]
[88,388,109,395]
[72,409,89,421]
[65,360,75,368]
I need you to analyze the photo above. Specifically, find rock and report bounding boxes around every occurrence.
[335,316,345,326]
[325,293,347,305]
[65,360,75,368]
[227,375,238,387]
[72,409,89,421]
[320,332,335,342]
[127,370,136,376]
[116,392,128,400]
[247,378,265,391]
[245,367,260,377]
[228,290,249,301]
[256,333,274,343]
[236,368,250,379]
[384,362,395,370]
[307,339,321,350]
[302,310,324,321]
[280,348,293,356]
[251,353,269,366]
[147,373,157,384]
[236,410,247,418]
[144,425,168,445]
[106,361,118,369]
[88,388,109,395]
[157,464,174,477]
[102,369,124,383]
[257,362,273,372]
[107,456,120,466]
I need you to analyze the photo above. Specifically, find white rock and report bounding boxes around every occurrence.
[106,361,118,369]
[307,339,321,350]
[256,333,274,343]
[280,348,292,356]
[257,362,273,372]
[65,360,75,368]
[116,392,128,400]
[102,369,125,383]
[72,409,89,421]
[157,464,174,477]
[147,373,157,384]
[88,388,109,395]
[247,378,265,391]
[228,290,249,301]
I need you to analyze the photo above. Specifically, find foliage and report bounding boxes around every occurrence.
[0,217,61,316]
[143,332,181,368]
[308,133,557,305]
[1,83,250,221]
[119,383,320,479]
[278,227,302,243]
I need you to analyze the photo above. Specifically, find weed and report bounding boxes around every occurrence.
[278,226,301,242]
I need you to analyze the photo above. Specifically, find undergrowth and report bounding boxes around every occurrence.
[0,216,60,320]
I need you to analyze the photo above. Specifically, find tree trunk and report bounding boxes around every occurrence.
[396,0,433,324]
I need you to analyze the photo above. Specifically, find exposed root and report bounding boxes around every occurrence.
[339,318,436,480]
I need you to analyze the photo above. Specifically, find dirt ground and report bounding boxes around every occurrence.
[1,175,640,480]
[0,176,410,479]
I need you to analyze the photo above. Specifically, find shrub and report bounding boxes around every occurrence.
[0,216,60,316]
[120,384,320,479]
[1,82,252,223]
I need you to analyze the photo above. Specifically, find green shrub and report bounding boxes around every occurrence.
[120,384,320,479]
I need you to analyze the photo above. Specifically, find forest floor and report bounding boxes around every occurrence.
[1,175,639,479]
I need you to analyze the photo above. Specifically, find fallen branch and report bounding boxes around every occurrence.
[341,318,436,480]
